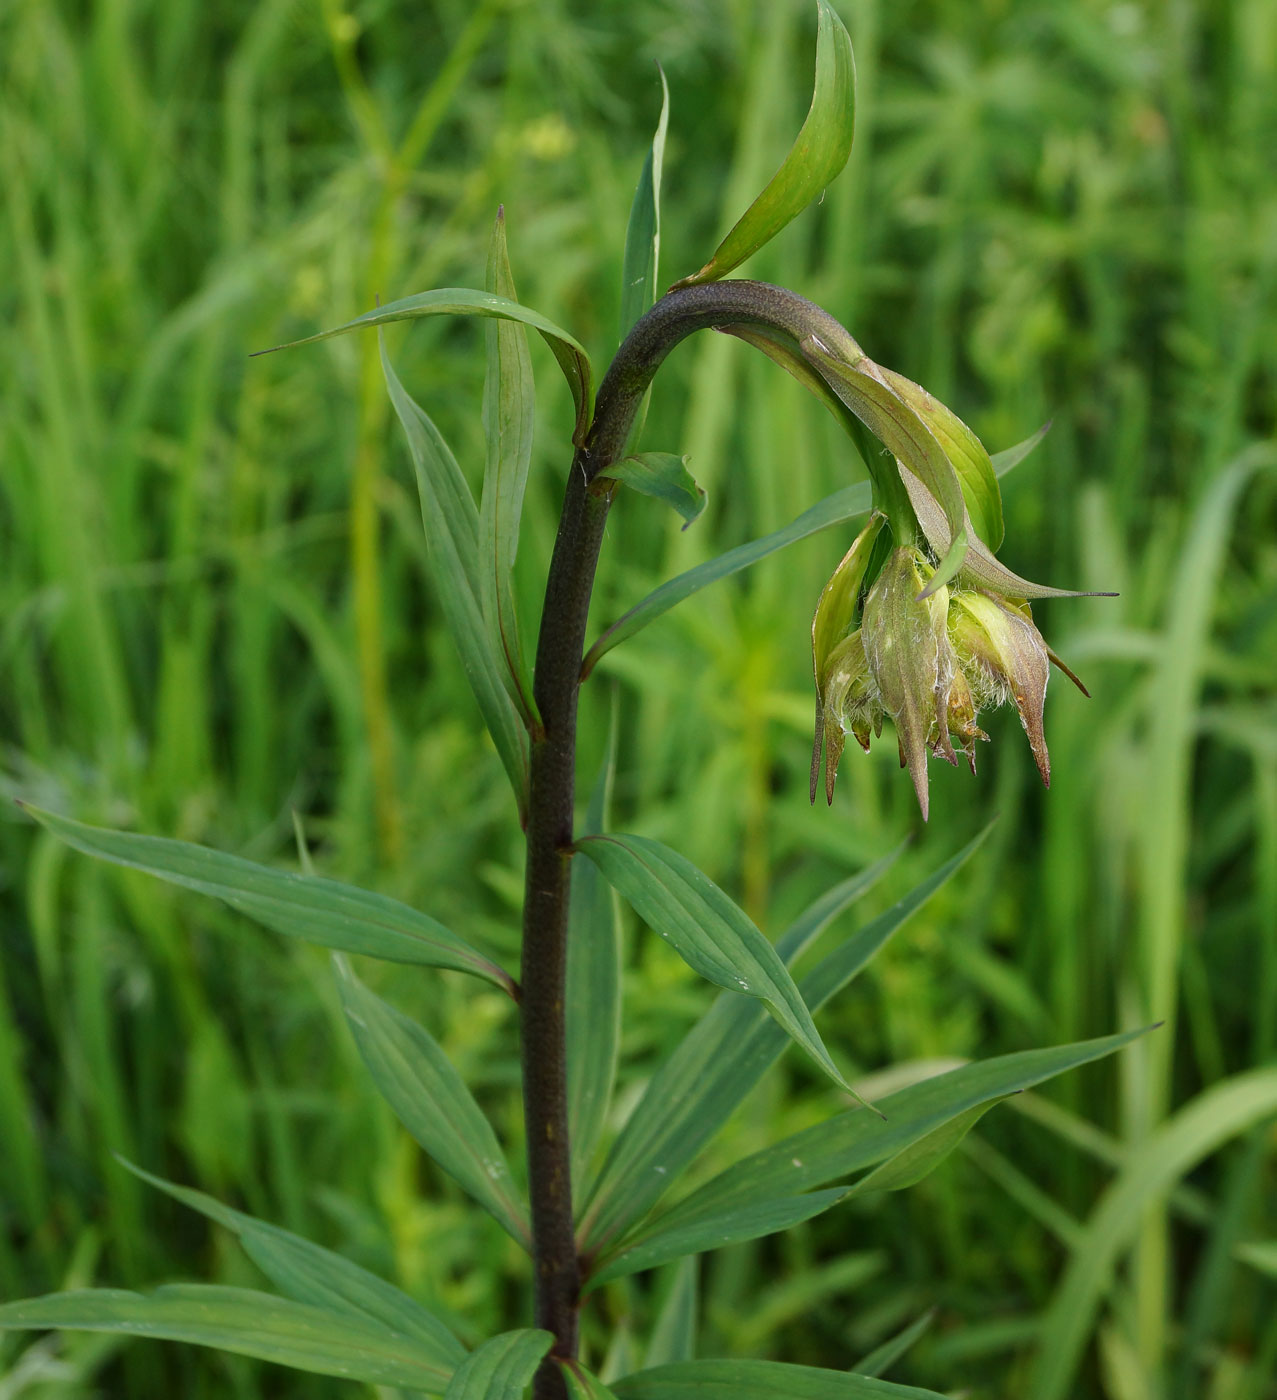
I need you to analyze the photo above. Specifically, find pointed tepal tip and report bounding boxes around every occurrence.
[911,766,931,822]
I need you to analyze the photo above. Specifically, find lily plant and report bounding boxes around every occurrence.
[3,5,1133,1399]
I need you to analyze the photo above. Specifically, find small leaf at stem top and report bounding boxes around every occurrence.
[672,0,855,288]
[599,453,706,528]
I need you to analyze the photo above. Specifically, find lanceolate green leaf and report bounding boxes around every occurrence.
[0,1286,458,1392]
[118,1160,464,1364]
[581,483,871,679]
[443,1329,553,1400]
[567,736,623,1185]
[22,805,514,996]
[673,0,855,287]
[877,365,1003,549]
[896,464,1114,602]
[644,1029,1148,1250]
[600,454,706,528]
[620,66,670,341]
[586,1189,846,1289]
[575,834,850,1095]
[577,832,984,1258]
[611,1359,946,1399]
[381,339,531,820]
[480,209,537,725]
[336,959,530,1248]
[257,287,594,445]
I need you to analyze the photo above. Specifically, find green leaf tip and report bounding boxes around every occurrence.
[253,285,594,447]
[673,0,855,288]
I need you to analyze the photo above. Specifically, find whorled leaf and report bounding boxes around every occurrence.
[119,1159,465,1364]
[575,834,856,1100]
[0,1286,458,1393]
[336,959,530,1248]
[639,1028,1149,1253]
[21,804,514,996]
[577,834,979,1258]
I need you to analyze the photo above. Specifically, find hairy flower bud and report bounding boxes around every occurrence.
[949,590,1052,787]
[861,547,956,820]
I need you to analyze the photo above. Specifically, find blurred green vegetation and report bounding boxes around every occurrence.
[1,0,1274,1396]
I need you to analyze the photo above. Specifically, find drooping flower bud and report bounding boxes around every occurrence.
[861,547,957,820]
[810,517,883,804]
[948,590,1052,787]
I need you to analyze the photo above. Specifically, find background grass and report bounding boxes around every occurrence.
[1,0,1275,1396]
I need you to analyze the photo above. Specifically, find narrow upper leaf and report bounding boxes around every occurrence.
[336,959,530,1248]
[381,339,531,819]
[567,736,623,1186]
[575,834,851,1096]
[118,1159,464,1364]
[480,210,537,725]
[23,805,514,996]
[673,0,855,287]
[577,833,984,1258]
[581,483,872,679]
[897,464,1116,601]
[801,335,968,596]
[620,67,670,340]
[600,454,706,528]
[443,1329,553,1400]
[257,287,594,446]
[877,365,1003,549]
[612,1358,946,1399]
[0,1286,458,1393]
